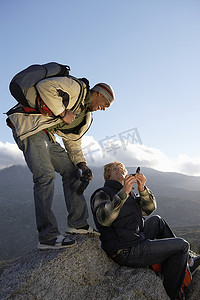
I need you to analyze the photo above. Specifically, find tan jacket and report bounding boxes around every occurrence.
[8,77,92,165]
[36,76,85,116]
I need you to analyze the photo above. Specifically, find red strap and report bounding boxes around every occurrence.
[23,106,38,113]
[151,263,162,273]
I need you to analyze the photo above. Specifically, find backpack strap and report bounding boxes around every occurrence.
[69,76,89,112]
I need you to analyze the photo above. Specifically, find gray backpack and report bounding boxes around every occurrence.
[9,62,70,108]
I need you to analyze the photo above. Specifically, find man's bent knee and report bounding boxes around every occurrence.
[176,237,190,253]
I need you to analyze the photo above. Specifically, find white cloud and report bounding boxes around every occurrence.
[81,136,200,176]
[0,141,25,169]
[176,154,200,176]
[1,137,200,177]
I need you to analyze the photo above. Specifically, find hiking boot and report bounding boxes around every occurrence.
[37,235,76,250]
[66,225,100,236]
[189,255,200,274]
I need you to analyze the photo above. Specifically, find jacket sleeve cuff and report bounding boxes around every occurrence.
[55,105,66,116]
[139,186,148,196]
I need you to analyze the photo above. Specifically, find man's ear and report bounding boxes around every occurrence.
[91,90,98,97]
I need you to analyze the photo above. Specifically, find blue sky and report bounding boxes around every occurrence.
[0,0,200,175]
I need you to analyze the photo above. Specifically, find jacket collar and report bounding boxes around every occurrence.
[104,180,123,191]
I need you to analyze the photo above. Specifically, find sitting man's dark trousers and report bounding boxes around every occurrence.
[111,215,189,300]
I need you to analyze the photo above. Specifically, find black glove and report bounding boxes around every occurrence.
[76,163,93,195]
[80,168,93,182]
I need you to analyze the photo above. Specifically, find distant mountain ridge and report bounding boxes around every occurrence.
[0,165,200,261]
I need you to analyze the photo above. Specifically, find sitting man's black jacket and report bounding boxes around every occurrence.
[90,180,156,256]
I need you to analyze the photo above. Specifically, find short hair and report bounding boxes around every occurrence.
[103,161,127,180]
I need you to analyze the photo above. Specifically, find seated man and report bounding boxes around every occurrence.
[90,161,200,300]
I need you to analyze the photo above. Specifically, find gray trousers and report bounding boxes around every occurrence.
[13,130,89,242]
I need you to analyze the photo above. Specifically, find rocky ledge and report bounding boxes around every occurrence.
[0,236,199,300]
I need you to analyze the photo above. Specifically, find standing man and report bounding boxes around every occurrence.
[7,74,114,250]
[90,161,200,300]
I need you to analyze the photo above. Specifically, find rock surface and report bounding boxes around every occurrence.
[0,236,199,300]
